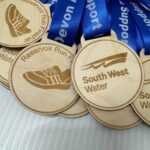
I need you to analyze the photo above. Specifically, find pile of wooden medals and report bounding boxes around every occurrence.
[0,0,150,130]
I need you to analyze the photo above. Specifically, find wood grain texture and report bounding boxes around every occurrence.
[0,47,19,87]
[81,30,117,47]
[87,104,141,130]
[72,39,144,110]
[41,33,77,54]
[43,4,52,32]
[9,42,78,114]
[132,52,150,125]
[0,0,49,47]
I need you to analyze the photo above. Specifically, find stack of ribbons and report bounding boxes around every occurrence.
[0,0,150,130]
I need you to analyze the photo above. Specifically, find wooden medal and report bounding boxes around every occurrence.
[9,42,78,114]
[60,97,89,118]
[132,50,150,125]
[72,39,144,110]
[87,104,141,130]
[0,0,49,47]
[0,47,19,88]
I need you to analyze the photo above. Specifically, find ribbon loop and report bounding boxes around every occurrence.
[48,0,85,46]
[82,0,111,40]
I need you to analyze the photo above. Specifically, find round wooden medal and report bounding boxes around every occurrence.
[9,42,78,114]
[87,104,141,129]
[72,39,144,110]
[60,97,88,118]
[132,50,150,125]
[0,0,49,47]
[0,47,19,88]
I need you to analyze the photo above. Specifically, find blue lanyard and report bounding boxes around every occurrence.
[138,0,150,9]
[109,0,141,54]
[124,0,150,54]
[82,0,111,40]
[40,0,57,4]
[48,0,85,47]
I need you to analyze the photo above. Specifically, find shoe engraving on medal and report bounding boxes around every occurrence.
[5,4,31,37]
[23,66,71,90]
[82,52,127,70]
[10,43,78,114]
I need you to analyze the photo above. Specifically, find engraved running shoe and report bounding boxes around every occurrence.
[23,66,71,90]
[5,4,31,37]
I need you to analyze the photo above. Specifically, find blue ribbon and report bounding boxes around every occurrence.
[82,0,111,40]
[106,0,111,4]
[48,0,85,46]
[40,0,57,4]
[136,26,144,51]
[124,0,150,54]
[50,2,57,16]
[109,0,141,54]
[138,0,150,9]
[40,0,48,3]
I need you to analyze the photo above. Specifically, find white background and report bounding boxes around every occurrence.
[0,85,150,150]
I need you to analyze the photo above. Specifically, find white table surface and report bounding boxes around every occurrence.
[0,85,150,150]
